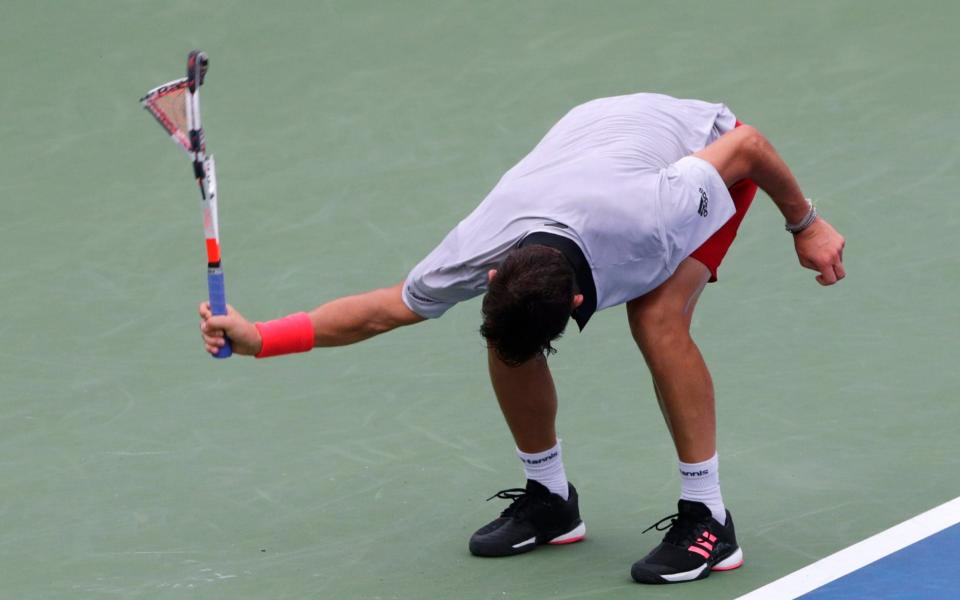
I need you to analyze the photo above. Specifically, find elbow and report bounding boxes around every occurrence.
[738,125,767,159]
[739,125,772,165]
[367,311,421,336]
[729,125,772,182]
[370,318,401,335]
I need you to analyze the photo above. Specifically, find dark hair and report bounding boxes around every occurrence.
[480,245,575,366]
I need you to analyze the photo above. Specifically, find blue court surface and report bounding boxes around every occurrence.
[738,498,960,599]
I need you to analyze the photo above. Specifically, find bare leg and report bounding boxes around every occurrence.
[626,258,714,463]
[487,349,558,453]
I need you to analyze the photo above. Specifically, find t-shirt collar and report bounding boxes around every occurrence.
[518,231,597,331]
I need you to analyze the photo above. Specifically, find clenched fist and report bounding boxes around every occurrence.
[198,303,263,356]
[794,217,846,286]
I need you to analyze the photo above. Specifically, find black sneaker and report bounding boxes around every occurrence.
[469,480,586,557]
[631,500,743,584]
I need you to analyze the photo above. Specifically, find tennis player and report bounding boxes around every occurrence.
[199,93,845,585]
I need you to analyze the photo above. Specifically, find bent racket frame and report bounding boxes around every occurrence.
[141,50,232,358]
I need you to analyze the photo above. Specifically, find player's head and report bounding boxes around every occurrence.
[480,245,581,366]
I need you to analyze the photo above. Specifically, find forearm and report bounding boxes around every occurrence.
[308,283,424,347]
[740,129,810,224]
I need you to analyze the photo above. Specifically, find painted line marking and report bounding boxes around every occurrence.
[736,496,960,599]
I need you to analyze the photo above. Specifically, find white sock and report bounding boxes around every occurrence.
[517,441,569,500]
[679,453,726,524]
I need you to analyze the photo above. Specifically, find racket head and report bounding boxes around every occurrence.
[185,50,208,175]
[187,50,208,93]
[140,78,191,154]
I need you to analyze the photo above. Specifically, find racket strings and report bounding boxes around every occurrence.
[141,80,191,153]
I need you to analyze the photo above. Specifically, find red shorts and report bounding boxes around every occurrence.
[688,121,757,282]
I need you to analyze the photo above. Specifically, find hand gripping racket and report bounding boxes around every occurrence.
[141,50,232,358]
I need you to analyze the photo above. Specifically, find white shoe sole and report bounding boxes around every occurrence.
[549,521,586,545]
[658,547,744,583]
[712,547,744,571]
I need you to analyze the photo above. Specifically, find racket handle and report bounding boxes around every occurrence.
[207,267,233,359]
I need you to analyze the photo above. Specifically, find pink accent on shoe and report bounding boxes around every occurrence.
[688,545,711,559]
[711,558,744,571]
[548,535,585,545]
[705,532,717,543]
[697,539,714,551]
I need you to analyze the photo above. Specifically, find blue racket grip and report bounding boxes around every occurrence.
[207,268,233,359]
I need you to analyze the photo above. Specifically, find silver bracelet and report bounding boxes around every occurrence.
[785,199,817,234]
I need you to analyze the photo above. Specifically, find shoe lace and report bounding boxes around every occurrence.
[642,512,703,547]
[485,488,533,519]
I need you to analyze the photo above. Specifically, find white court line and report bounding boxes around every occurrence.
[736,496,960,600]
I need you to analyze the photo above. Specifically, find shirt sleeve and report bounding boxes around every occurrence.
[401,232,488,319]
[711,104,737,141]
[401,270,457,319]
[658,155,737,272]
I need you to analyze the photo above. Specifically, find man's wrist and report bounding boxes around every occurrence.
[785,199,818,234]
[254,312,315,358]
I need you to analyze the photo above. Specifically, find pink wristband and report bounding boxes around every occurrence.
[254,312,314,358]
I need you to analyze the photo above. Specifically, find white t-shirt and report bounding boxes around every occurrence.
[402,93,738,321]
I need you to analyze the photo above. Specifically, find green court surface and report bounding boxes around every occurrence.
[1,1,957,598]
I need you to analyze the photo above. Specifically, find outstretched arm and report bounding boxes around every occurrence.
[694,125,846,286]
[199,282,425,356]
